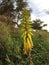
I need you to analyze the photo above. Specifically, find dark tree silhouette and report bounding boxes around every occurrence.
[32,19,47,30]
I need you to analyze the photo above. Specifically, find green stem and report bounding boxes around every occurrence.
[28,51,34,65]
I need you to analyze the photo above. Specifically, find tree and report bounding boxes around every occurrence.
[0,0,14,17]
[15,0,28,27]
[0,0,16,28]
[32,19,47,30]
[16,0,27,12]
[0,0,28,27]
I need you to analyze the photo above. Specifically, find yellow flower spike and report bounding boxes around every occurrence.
[20,8,34,55]
[22,31,27,38]
[29,32,33,36]
[27,38,32,50]
[23,40,28,55]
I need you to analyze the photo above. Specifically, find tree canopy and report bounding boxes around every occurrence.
[32,19,47,30]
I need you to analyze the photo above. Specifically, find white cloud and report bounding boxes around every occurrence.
[28,0,49,31]
[28,0,49,10]
[40,15,49,31]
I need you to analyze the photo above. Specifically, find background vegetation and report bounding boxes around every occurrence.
[0,0,49,65]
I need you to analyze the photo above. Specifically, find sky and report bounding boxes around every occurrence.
[28,0,49,31]
[0,0,49,31]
